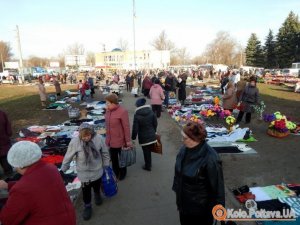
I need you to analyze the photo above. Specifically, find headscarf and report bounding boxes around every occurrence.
[79,123,100,164]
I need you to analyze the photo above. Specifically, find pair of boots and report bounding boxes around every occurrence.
[83,193,103,221]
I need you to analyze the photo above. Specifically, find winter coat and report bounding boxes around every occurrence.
[236,80,247,100]
[80,82,90,96]
[105,105,131,148]
[172,141,225,215]
[149,84,165,105]
[0,110,12,156]
[177,80,186,101]
[132,105,157,146]
[61,134,110,182]
[142,77,153,90]
[222,86,237,110]
[0,160,76,225]
[38,83,46,101]
[164,76,176,91]
[239,84,259,113]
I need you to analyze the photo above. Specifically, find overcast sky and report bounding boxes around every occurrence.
[1,0,300,59]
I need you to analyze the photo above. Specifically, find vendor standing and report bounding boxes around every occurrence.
[236,76,259,124]
[37,78,47,107]
[0,141,76,225]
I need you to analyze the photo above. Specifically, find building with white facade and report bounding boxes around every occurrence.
[95,49,170,70]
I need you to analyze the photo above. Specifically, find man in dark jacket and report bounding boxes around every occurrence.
[132,98,157,171]
[164,72,177,107]
[0,110,13,176]
[173,122,225,225]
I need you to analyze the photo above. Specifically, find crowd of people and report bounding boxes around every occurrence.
[0,67,264,224]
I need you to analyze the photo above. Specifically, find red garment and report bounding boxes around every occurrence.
[16,137,41,143]
[105,105,131,148]
[80,82,90,95]
[0,160,76,225]
[41,155,64,165]
[142,76,153,90]
[0,110,12,156]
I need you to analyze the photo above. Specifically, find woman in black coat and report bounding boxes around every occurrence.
[131,98,157,171]
[177,74,187,105]
[173,122,225,225]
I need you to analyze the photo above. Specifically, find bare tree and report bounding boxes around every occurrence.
[176,47,190,65]
[0,41,13,71]
[151,30,175,50]
[57,53,65,68]
[86,51,95,66]
[27,56,49,67]
[191,56,207,65]
[65,42,85,55]
[117,38,129,51]
[202,31,241,66]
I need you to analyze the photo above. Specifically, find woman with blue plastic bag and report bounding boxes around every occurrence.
[61,123,110,221]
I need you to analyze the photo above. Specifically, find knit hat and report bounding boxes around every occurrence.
[7,141,42,168]
[135,98,146,107]
[182,122,207,142]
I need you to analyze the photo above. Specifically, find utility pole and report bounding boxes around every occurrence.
[132,0,136,70]
[0,53,4,72]
[16,25,24,83]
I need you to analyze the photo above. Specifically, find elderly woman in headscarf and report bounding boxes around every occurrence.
[0,141,76,225]
[61,123,110,221]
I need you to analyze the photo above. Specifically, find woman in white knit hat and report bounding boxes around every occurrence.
[0,141,76,225]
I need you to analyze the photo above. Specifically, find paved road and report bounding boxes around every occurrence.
[76,90,260,225]
[77,91,182,225]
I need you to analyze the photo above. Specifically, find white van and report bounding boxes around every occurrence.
[281,68,299,77]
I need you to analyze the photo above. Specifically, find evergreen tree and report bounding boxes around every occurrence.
[275,11,300,68]
[263,29,277,68]
[245,33,264,67]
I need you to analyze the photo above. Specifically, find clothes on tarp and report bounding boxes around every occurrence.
[278,197,300,216]
[207,128,249,142]
[256,199,291,213]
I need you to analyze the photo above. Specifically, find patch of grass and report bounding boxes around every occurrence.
[257,83,300,102]
[257,83,300,121]
[0,84,78,135]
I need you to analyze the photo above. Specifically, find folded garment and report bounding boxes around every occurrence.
[278,197,300,216]
[42,155,64,165]
[250,187,272,201]
[256,199,290,213]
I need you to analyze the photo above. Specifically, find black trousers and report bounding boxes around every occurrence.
[141,144,154,169]
[109,147,127,180]
[0,156,12,174]
[236,111,252,123]
[126,82,131,92]
[143,89,150,97]
[152,105,162,118]
[179,212,213,225]
[82,178,101,205]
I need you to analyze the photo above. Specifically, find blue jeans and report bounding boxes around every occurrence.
[164,91,169,106]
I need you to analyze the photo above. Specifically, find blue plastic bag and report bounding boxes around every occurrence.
[101,167,118,197]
